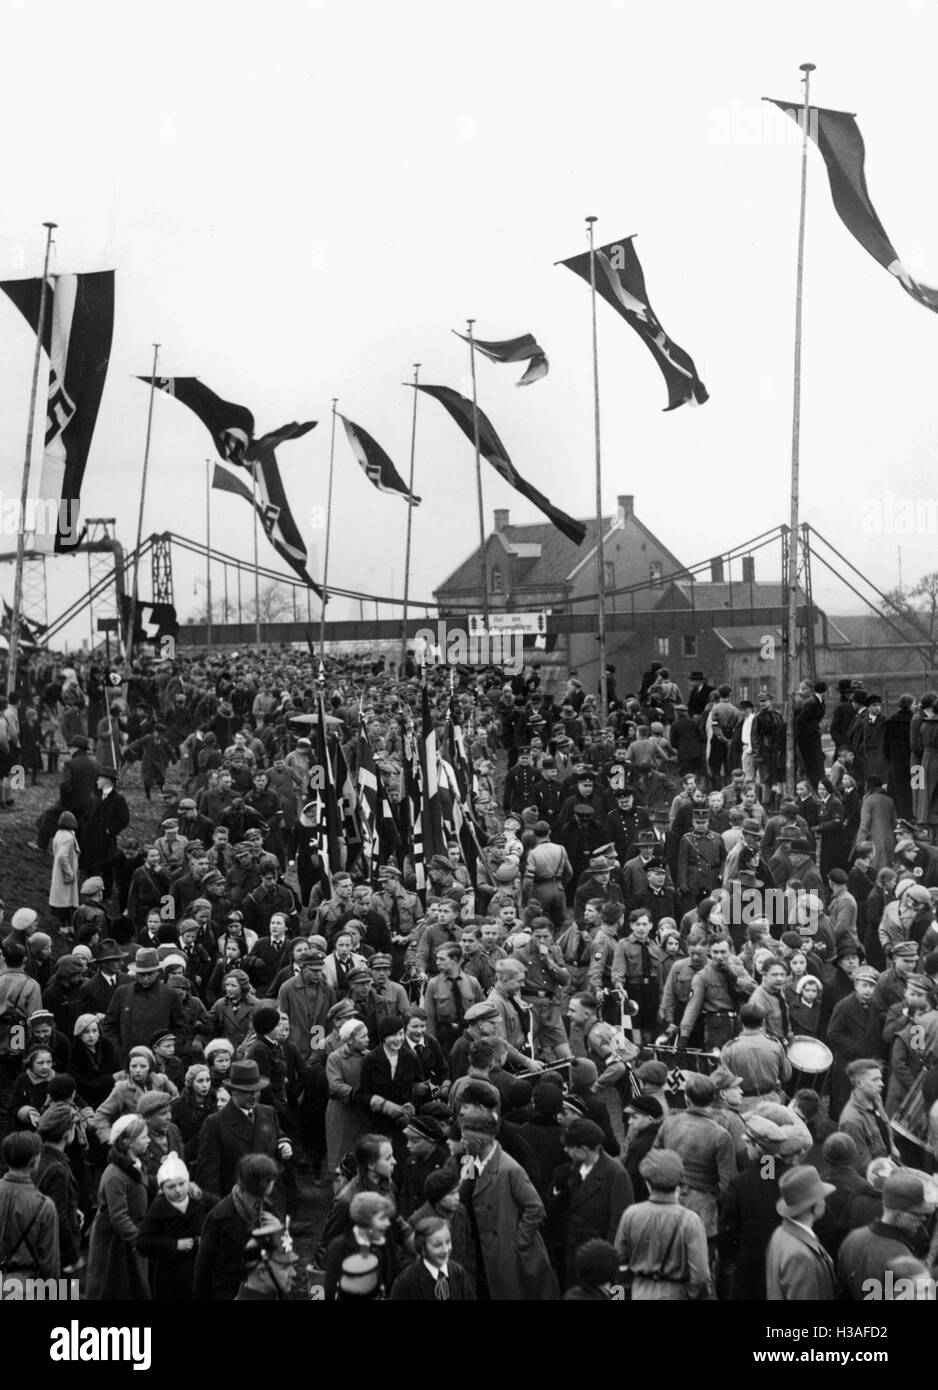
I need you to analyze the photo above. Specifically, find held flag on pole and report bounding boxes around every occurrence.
[768,100,938,314]
[419,684,447,861]
[338,414,420,504]
[559,237,708,411]
[413,383,586,545]
[212,463,323,595]
[1,270,115,553]
[453,332,549,386]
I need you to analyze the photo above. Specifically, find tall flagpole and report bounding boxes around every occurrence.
[319,398,338,659]
[6,221,56,699]
[125,343,160,670]
[586,216,608,722]
[401,364,420,673]
[205,458,213,651]
[466,320,490,633]
[251,462,261,650]
[785,62,815,794]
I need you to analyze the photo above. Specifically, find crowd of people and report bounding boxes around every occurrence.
[0,647,937,1301]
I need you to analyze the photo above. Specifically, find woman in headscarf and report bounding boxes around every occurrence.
[325,1018,372,1178]
[85,1113,151,1301]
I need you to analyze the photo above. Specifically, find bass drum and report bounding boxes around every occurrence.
[786,1034,833,1076]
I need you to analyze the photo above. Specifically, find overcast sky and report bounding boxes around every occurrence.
[2,0,938,650]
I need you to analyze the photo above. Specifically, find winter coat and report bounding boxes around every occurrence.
[49,828,80,909]
[458,1143,557,1300]
[93,1073,179,1143]
[136,1189,216,1300]
[86,1149,150,1301]
[67,1035,122,1109]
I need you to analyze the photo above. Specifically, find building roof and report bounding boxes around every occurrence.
[436,516,612,596]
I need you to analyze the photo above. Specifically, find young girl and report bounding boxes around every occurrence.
[49,811,80,920]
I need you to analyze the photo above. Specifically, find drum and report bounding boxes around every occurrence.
[787,1034,833,1075]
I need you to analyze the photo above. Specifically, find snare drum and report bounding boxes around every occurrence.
[786,1034,833,1075]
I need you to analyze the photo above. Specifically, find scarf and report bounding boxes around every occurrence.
[232,1184,265,1228]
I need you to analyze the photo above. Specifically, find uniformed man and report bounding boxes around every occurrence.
[367,953,410,1025]
[514,919,572,1061]
[719,1000,792,1109]
[611,908,663,1042]
[502,746,539,815]
[660,936,709,1046]
[235,1216,299,1300]
[588,903,625,1022]
[677,806,726,918]
[653,1072,737,1245]
[678,935,756,1051]
[533,757,564,831]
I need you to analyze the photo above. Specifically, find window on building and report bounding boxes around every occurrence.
[491,567,503,593]
[738,681,751,703]
[604,560,615,588]
[649,560,664,585]
[682,634,697,657]
[655,636,670,657]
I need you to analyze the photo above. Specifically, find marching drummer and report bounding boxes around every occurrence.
[718,1001,792,1111]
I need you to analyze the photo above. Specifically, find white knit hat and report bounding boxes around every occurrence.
[339,1019,367,1042]
[157,1151,189,1187]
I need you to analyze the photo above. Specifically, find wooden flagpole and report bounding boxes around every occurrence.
[587,215,609,721]
[319,398,338,660]
[6,221,56,699]
[125,343,160,670]
[466,320,490,633]
[785,63,815,794]
[400,364,420,673]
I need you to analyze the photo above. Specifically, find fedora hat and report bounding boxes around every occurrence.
[228,1059,270,1092]
[775,1164,835,1219]
[93,939,124,963]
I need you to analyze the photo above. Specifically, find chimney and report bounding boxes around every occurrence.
[710,556,725,583]
[493,508,509,532]
[741,554,755,583]
[617,494,634,524]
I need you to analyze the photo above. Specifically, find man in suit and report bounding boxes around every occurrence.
[103,947,187,1065]
[59,736,101,822]
[550,1118,633,1288]
[80,768,131,897]
[196,1059,291,1210]
[795,680,826,787]
[766,1164,838,1301]
[459,1111,557,1300]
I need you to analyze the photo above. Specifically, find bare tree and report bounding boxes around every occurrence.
[245,581,294,623]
